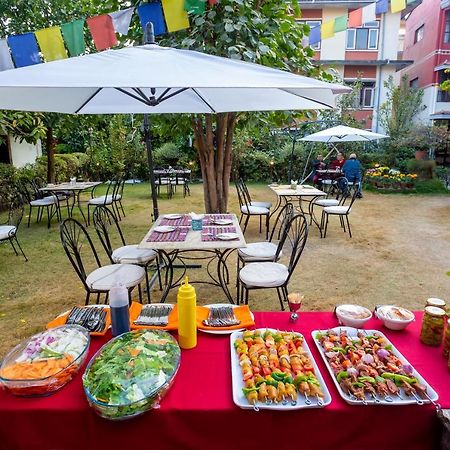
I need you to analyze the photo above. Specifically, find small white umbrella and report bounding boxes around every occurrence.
[299,125,388,143]
[298,125,388,182]
[0,31,350,217]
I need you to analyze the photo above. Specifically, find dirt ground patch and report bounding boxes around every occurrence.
[1,184,449,357]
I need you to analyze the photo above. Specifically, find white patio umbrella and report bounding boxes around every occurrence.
[298,125,388,182]
[299,125,388,143]
[0,28,350,218]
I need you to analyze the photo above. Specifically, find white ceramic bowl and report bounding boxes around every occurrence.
[375,305,415,331]
[335,304,372,328]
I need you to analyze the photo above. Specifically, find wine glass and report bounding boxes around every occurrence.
[288,293,303,322]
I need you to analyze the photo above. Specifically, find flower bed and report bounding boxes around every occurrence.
[365,166,417,191]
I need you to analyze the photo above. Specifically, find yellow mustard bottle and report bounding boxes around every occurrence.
[177,276,197,349]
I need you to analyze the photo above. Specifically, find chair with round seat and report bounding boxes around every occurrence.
[93,206,165,303]
[0,197,28,261]
[238,213,308,310]
[240,178,272,210]
[87,180,117,225]
[236,179,270,239]
[60,218,145,305]
[321,183,359,238]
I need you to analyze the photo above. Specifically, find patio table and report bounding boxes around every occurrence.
[0,311,447,450]
[268,184,327,235]
[40,181,102,225]
[138,213,246,303]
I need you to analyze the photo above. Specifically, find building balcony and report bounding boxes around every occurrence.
[298,0,374,8]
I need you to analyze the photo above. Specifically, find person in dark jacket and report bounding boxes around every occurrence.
[342,153,363,198]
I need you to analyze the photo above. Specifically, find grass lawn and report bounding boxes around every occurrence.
[1,182,450,357]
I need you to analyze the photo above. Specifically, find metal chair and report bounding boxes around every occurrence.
[19,180,60,228]
[236,179,270,239]
[236,202,294,303]
[238,213,308,310]
[60,218,145,305]
[0,197,27,261]
[321,182,359,238]
[111,178,126,219]
[87,180,116,225]
[93,206,165,304]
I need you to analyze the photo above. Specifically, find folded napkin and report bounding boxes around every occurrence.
[196,305,255,331]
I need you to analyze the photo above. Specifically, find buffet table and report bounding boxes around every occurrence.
[0,311,447,450]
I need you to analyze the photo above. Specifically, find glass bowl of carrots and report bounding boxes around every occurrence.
[0,325,90,396]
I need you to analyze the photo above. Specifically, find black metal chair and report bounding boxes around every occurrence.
[19,180,59,228]
[238,213,309,310]
[111,178,126,220]
[236,179,270,239]
[321,182,359,238]
[87,180,116,225]
[0,197,28,261]
[93,206,166,304]
[60,218,145,305]
[236,202,294,303]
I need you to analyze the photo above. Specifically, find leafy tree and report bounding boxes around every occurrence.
[379,75,426,139]
[0,111,46,144]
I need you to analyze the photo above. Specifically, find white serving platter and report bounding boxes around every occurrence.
[311,326,439,406]
[230,329,332,410]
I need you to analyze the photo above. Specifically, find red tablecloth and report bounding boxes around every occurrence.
[0,312,448,450]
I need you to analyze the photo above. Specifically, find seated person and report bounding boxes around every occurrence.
[329,152,345,172]
[312,154,326,187]
[342,153,363,198]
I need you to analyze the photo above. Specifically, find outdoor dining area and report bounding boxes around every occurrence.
[0,18,449,450]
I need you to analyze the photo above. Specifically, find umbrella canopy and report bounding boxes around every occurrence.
[299,125,388,143]
[0,44,349,114]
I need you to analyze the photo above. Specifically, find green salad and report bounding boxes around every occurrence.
[83,330,180,419]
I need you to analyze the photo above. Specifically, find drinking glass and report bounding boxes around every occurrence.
[288,293,303,322]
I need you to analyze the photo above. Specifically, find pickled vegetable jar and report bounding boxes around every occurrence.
[420,306,446,346]
[444,319,450,358]
[426,298,446,312]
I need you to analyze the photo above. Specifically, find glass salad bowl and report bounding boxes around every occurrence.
[0,325,90,396]
[82,329,181,420]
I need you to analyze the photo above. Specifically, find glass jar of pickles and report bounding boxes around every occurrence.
[420,306,446,346]
[444,319,450,358]
[426,298,446,312]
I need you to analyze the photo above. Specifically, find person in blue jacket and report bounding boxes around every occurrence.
[342,153,363,198]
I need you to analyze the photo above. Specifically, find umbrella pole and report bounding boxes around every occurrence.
[144,113,159,221]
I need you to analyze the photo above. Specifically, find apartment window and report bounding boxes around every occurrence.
[414,25,424,43]
[297,20,321,50]
[360,83,375,108]
[346,22,379,50]
[445,10,450,43]
[437,70,450,102]
[410,77,419,88]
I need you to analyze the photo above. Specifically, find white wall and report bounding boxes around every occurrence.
[10,137,42,168]
[320,7,347,60]
[381,12,401,60]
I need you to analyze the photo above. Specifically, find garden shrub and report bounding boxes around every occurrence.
[406,159,436,180]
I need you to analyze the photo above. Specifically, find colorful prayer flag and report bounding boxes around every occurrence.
[309,25,321,46]
[362,3,376,23]
[0,39,14,71]
[35,27,68,62]
[391,0,406,13]
[137,3,167,36]
[348,8,363,28]
[87,15,118,51]
[7,33,41,68]
[334,15,348,33]
[109,7,134,35]
[61,19,86,57]
[375,0,389,14]
[162,0,190,32]
[321,20,335,39]
[184,0,206,14]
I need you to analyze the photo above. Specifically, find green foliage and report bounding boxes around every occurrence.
[414,178,449,194]
[379,75,426,140]
[0,111,46,144]
[406,159,436,180]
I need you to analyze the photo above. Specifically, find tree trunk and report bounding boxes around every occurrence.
[46,127,55,183]
[193,113,237,213]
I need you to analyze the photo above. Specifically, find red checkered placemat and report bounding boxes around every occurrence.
[147,227,189,242]
[160,215,191,226]
[201,226,237,241]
